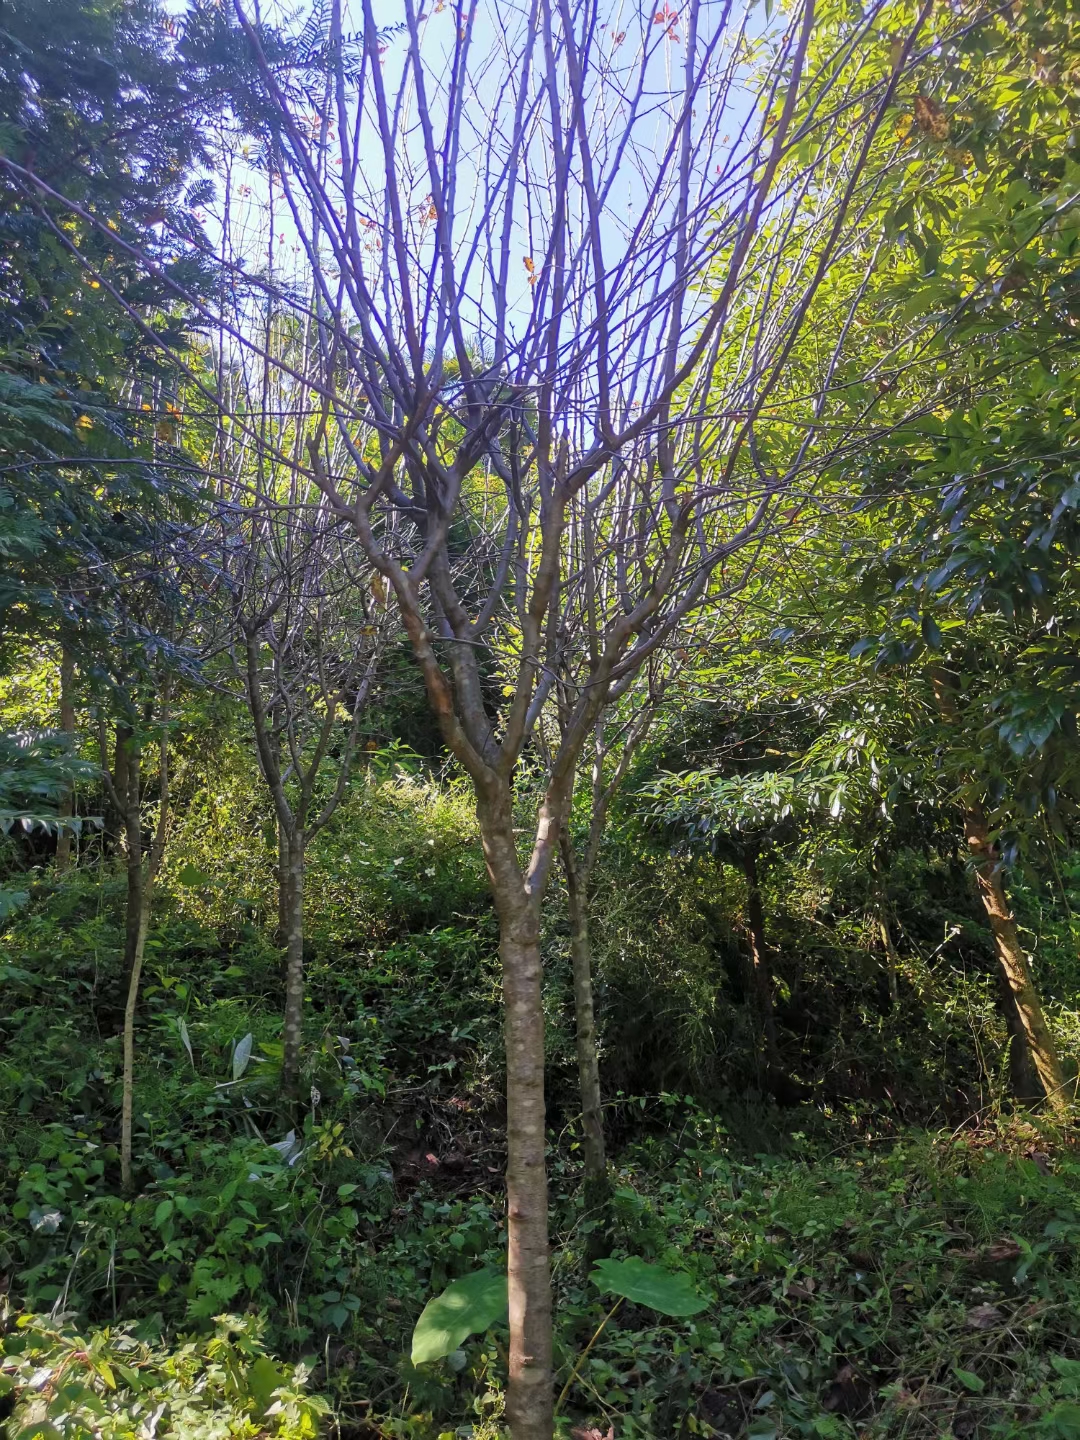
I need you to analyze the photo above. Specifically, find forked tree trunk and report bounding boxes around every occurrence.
[560,833,608,1214]
[281,827,306,1102]
[742,848,781,1075]
[965,806,1067,1114]
[55,641,76,872]
[478,787,553,1440]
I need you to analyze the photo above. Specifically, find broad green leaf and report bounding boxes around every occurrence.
[591,1256,708,1317]
[411,1268,508,1365]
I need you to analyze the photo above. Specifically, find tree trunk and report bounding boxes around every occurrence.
[277,821,290,946]
[965,806,1068,1114]
[281,827,305,1102]
[478,788,553,1440]
[122,742,143,984]
[998,967,1042,1103]
[742,848,781,1074]
[120,881,153,1192]
[560,832,609,1233]
[55,641,76,872]
[108,723,131,856]
[878,903,900,1009]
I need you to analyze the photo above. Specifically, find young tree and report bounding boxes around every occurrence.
[97,669,173,1193]
[209,2,931,1430]
[557,671,667,1218]
[9,0,937,1425]
[218,412,389,1099]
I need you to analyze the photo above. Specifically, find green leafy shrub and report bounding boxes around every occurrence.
[0,1310,330,1439]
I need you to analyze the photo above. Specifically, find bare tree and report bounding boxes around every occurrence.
[4,0,935,1424]
[202,2,934,1429]
[216,399,389,1100]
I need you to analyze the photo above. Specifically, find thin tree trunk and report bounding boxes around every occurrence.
[277,821,290,946]
[109,723,131,856]
[122,743,143,984]
[742,848,781,1074]
[965,805,1067,1114]
[281,827,305,1102]
[119,699,169,1193]
[998,967,1042,1103]
[120,884,153,1192]
[55,641,76,872]
[479,789,553,1440]
[878,903,900,1009]
[930,665,1068,1112]
[560,832,607,1204]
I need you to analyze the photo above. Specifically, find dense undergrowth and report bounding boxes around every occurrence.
[3,768,1080,1439]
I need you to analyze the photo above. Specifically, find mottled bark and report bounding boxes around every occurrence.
[54,641,76,872]
[965,806,1067,1114]
[479,788,553,1440]
[742,848,781,1074]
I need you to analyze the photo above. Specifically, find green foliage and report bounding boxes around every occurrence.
[411,1270,509,1366]
[590,1257,708,1318]
[0,1311,329,1439]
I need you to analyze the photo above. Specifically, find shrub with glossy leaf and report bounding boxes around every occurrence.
[410,1267,508,1366]
[590,1255,709,1317]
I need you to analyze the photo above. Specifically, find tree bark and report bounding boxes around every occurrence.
[55,641,76,872]
[122,740,144,985]
[965,805,1068,1114]
[478,787,553,1440]
[120,883,153,1192]
[560,832,607,1205]
[108,723,131,856]
[878,902,900,1009]
[118,700,170,1194]
[281,827,305,1102]
[277,821,291,946]
[742,848,781,1074]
